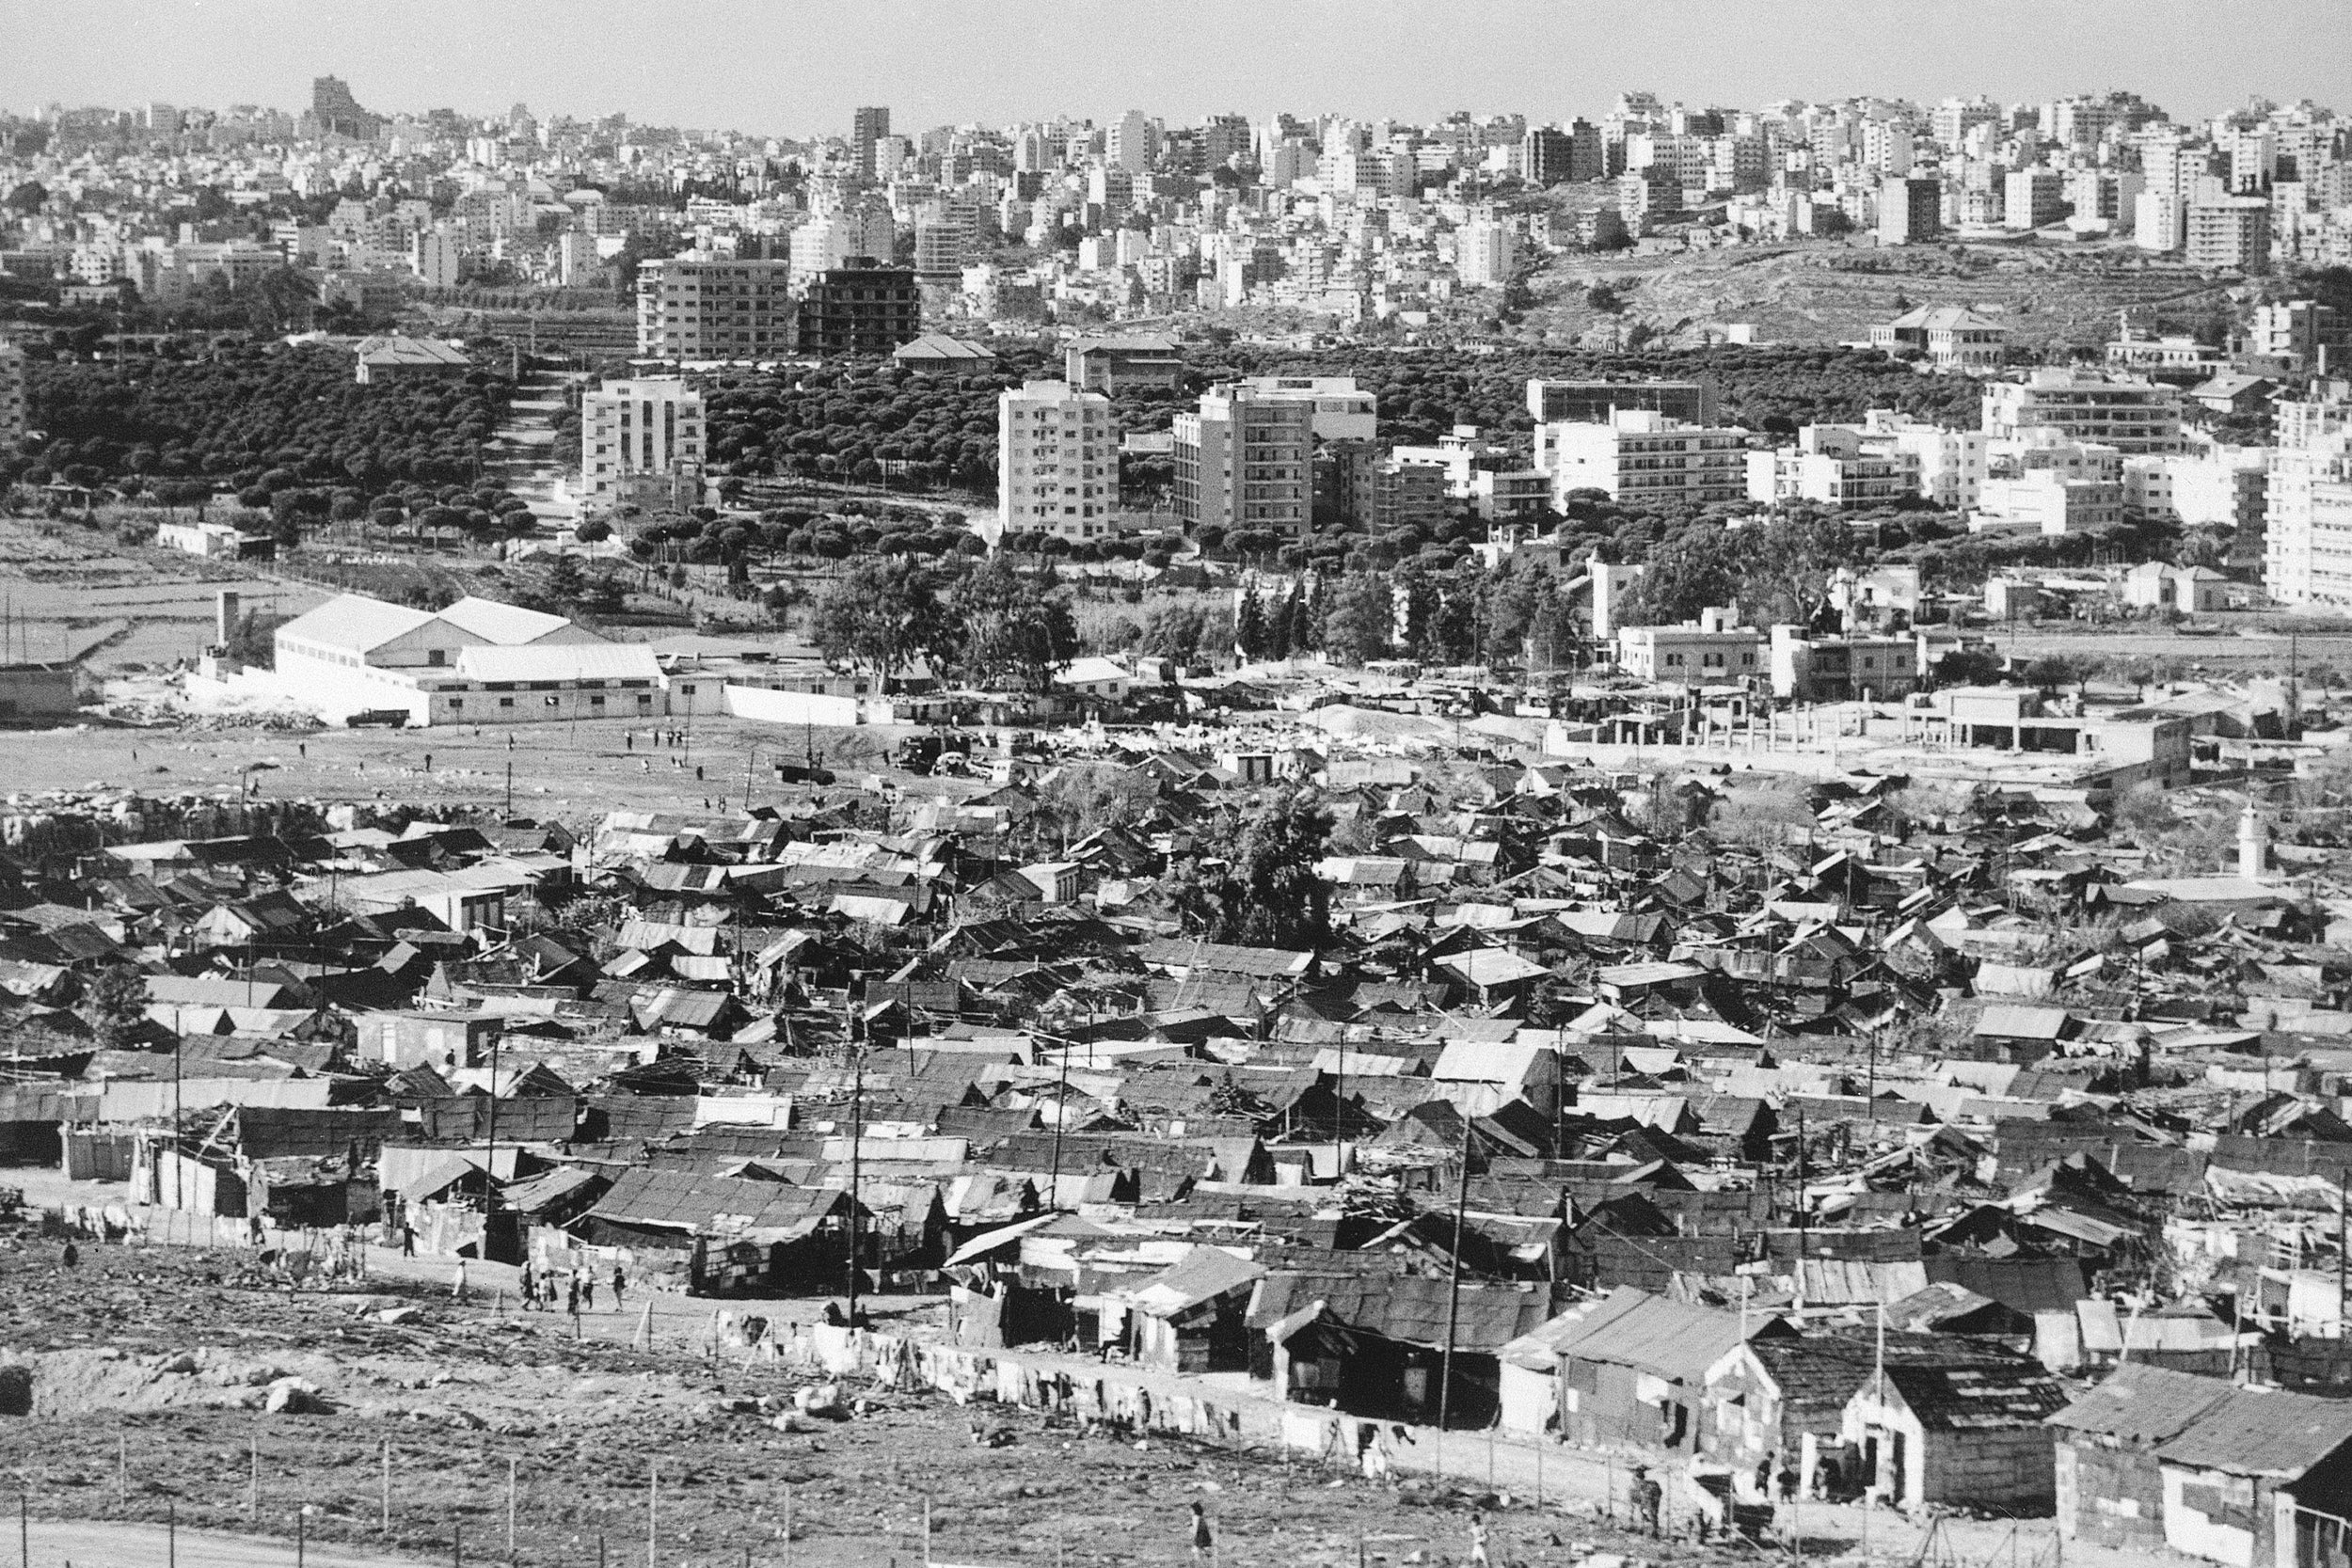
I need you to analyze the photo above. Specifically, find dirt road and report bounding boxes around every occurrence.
[14,1519,419,1568]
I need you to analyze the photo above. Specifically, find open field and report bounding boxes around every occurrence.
[1518,238,2244,351]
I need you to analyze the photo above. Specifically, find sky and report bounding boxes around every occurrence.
[3,0,2345,136]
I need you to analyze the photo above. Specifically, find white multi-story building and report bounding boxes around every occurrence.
[997,379,1114,542]
[635,255,792,360]
[2134,190,2186,253]
[1172,382,1315,541]
[1455,218,1516,288]
[1232,376,1376,441]
[1536,410,1750,508]
[2265,393,2352,606]
[1860,410,1988,509]
[581,377,706,511]
[1982,371,2183,455]
[2186,197,2272,272]
[1745,425,1923,510]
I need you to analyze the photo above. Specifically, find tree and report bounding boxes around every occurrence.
[574,517,612,544]
[85,964,150,1048]
[811,557,939,684]
[945,557,1078,691]
[1320,572,1395,665]
[5,181,46,215]
[1036,762,1161,847]
[1216,789,1334,950]
[544,553,586,608]
[1235,584,1266,660]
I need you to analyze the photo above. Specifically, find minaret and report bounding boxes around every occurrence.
[2238,800,2268,881]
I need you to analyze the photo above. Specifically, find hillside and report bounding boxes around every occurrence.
[1515,238,2249,353]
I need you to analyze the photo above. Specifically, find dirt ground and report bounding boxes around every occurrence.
[0,1230,1756,1568]
[4,711,918,823]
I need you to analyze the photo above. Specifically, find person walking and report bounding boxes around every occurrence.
[611,1264,627,1312]
[566,1275,580,1321]
[1631,1465,1662,1539]
[451,1258,469,1302]
[519,1263,537,1311]
[1187,1501,1213,1566]
[401,1223,417,1258]
[1467,1509,1492,1567]
[580,1272,596,1312]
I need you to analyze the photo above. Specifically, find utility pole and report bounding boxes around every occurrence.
[846,1045,865,1325]
[1437,1103,1475,1433]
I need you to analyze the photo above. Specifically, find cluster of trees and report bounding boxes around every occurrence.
[1166,788,1335,951]
[626,499,983,577]
[15,343,511,499]
[812,556,1078,692]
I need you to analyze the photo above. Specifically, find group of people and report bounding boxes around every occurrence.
[517,1261,627,1316]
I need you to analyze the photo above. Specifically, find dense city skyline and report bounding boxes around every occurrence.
[3,0,2344,135]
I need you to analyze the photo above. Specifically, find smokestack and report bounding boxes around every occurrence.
[215,590,239,646]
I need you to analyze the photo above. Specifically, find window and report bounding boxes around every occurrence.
[499,697,515,709]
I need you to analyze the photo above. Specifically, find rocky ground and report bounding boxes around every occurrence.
[1,1230,1754,1568]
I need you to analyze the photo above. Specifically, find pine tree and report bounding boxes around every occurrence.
[1265,588,1295,661]
[1234,584,1265,660]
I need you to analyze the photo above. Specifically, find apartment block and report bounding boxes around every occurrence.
[2264,393,2352,606]
[635,255,793,360]
[997,380,1114,542]
[791,261,921,356]
[1528,377,1716,426]
[2003,170,2069,231]
[581,377,706,512]
[1538,410,1750,508]
[1172,382,1315,541]
[2186,197,2272,272]
[1746,425,1924,509]
[1981,371,2183,454]
[1616,607,1764,686]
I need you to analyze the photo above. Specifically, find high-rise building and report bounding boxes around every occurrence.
[2263,391,2352,606]
[1172,382,1315,541]
[2134,190,2187,253]
[1107,110,1155,173]
[1522,127,1576,187]
[311,76,380,140]
[1202,114,1252,171]
[2003,170,2068,231]
[997,380,1115,542]
[2186,197,2272,272]
[1877,177,1943,245]
[581,377,706,512]
[792,260,921,356]
[635,255,794,360]
[1455,218,1517,287]
[851,106,891,178]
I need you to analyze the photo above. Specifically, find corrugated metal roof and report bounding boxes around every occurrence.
[437,596,581,645]
[2153,1386,2352,1477]
[2049,1365,2236,1443]
[276,594,437,654]
[454,642,660,684]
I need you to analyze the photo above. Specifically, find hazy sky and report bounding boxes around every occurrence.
[5,0,2345,135]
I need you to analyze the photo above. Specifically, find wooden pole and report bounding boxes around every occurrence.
[118,1432,126,1507]
[648,1461,658,1568]
[381,1439,390,1535]
[507,1458,516,1558]
[249,1434,258,1516]
[783,1485,791,1568]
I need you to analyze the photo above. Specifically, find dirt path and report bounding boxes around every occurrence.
[14,1519,422,1568]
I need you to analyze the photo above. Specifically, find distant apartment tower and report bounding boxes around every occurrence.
[581,377,706,511]
[998,380,1115,542]
[851,106,891,177]
[1981,370,2183,454]
[1527,377,1717,426]
[1455,218,1517,288]
[1877,177,1943,245]
[2003,170,2068,231]
[1523,122,1601,187]
[0,338,24,451]
[635,255,793,360]
[2186,197,2272,273]
[1538,411,1750,508]
[792,260,921,356]
[2134,190,2187,253]
[1172,382,1315,541]
[311,75,380,140]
